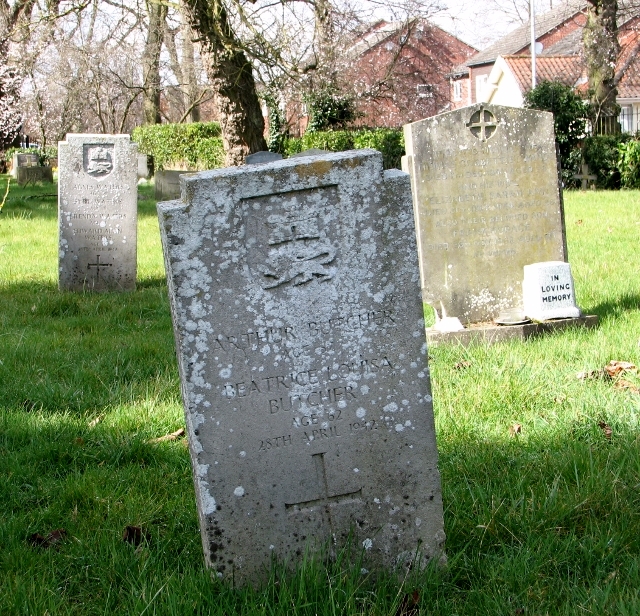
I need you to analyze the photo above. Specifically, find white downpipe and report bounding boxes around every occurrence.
[530,0,537,89]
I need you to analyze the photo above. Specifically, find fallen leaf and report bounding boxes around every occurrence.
[598,421,612,440]
[604,360,637,378]
[395,590,420,616]
[28,529,67,549]
[122,525,151,547]
[148,428,185,443]
[614,379,640,394]
[454,360,472,370]
[509,423,522,436]
[74,437,84,445]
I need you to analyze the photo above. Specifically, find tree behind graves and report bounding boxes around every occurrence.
[583,0,620,129]
[524,80,588,183]
[183,0,267,165]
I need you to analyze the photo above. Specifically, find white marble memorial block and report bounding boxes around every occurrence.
[523,261,580,321]
[157,150,445,586]
[58,134,138,292]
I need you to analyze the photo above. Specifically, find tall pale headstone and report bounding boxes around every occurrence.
[58,134,138,291]
[403,103,567,324]
[158,150,444,586]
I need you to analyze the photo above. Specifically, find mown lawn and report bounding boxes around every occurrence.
[1,178,640,615]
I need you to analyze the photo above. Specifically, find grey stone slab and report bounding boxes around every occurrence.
[137,154,151,179]
[403,104,567,324]
[16,165,53,186]
[245,150,283,164]
[426,314,598,347]
[523,261,580,321]
[290,149,329,158]
[154,169,185,201]
[58,134,138,292]
[157,149,444,586]
[12,152,40,178]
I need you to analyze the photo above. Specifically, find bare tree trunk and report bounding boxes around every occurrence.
[584,0,620,128]
[180,6,201,122]
[184,0,266,165]
[142,0,167,125]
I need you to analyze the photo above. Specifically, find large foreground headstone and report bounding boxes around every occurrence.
[58,134,138,291]
[403,103,567,324]
[158,150,444,586]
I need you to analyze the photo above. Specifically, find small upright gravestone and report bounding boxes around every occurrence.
[12,152,53,186]
[523,261,581,321]
[157,150,445,586]
[12,152,39,176]
[58,134,138,292]
[403,103,567,324]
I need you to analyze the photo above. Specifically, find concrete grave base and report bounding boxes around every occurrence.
[426,315,599,347]
[16,166,53,186]
[154,169,186,201]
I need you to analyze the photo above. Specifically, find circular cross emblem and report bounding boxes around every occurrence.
[466,107,498,141]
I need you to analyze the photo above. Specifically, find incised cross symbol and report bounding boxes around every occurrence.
[285,452,362,532]
[466,107,498,142]
[87,254,112,281]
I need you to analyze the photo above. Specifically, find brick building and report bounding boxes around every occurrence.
[288,19,476,134]
[450,0,640,133]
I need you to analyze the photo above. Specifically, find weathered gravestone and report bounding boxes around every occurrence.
[155,169,184,201]
[157,149,445,585]
[12,152,54,185]
[523,261,580,321]
[58,134,138,292]
[290,149,329,158]
[403,103,567,324]
[245,151,283,164]
[12,152,39,176]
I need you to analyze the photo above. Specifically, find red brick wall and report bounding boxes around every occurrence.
[344,21,475,127]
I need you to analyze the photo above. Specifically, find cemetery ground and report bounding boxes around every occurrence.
[1,177,640,615]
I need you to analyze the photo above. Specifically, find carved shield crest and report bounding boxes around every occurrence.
[83,144,114,177]
[244,188,338,290]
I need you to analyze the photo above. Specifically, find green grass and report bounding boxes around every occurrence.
[1,178,640,614]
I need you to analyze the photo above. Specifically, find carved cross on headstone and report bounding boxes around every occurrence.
[466,107,498,142]
[285,452,362,532]
[87,254,112,281]
[573,163,597,190]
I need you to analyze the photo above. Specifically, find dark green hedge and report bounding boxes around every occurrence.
[132,123,405,171]
[619,139,640,189]
[582,134,633,189]
[4,146,57,166]
[283,128,404,170]
[132,122,224,171]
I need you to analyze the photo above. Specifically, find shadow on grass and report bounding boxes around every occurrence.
[0,279,177,416]
[2,403,640,614]
[589,292,640,320]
